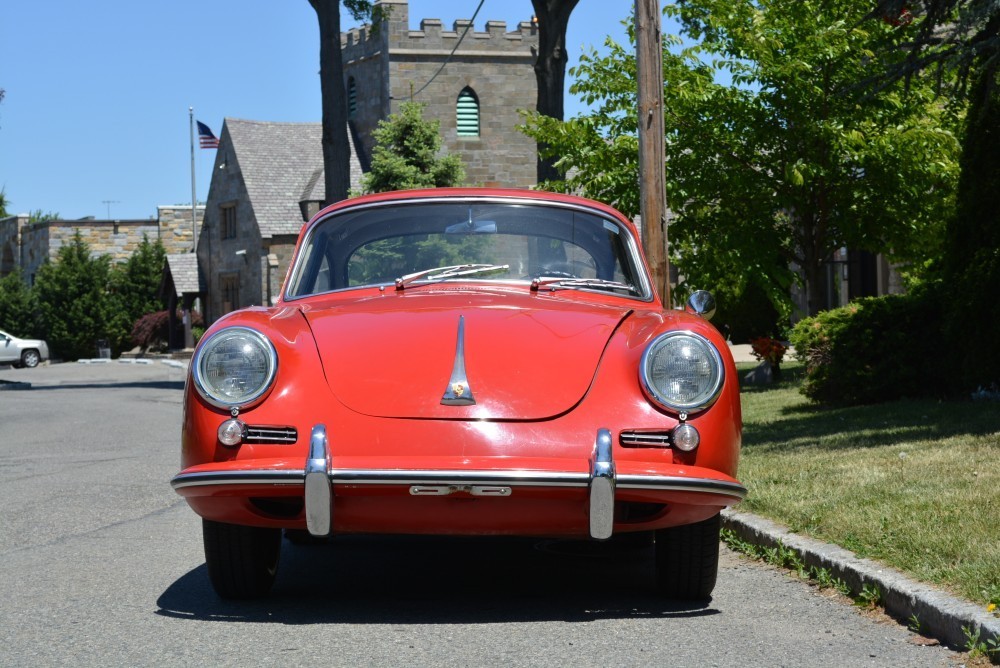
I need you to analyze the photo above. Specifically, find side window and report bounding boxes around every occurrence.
[221,204,237,240]
[348,77,357,117]
[456,87,480,137]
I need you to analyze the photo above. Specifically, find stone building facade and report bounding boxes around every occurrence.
[343,0,539,187]
[0,206,203,284]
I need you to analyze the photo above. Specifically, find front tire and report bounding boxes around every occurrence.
[654,513,721,600]
[203,519,281,599]
[21,349,40,368]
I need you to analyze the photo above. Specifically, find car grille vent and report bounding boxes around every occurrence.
[245,425,298,445]
[619,430,673,448]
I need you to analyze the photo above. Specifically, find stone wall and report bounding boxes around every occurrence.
[0,215,29,278]
[157,205,205,255]
[260,235,298,307]
[16,220,158,284]
[2,209,203,284]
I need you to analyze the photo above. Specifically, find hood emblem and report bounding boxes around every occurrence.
[441,316,476,406]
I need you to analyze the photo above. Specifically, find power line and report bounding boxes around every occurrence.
[410,0,487,100]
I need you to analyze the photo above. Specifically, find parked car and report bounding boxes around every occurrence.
[0,329,49,368]
[171,188,744,599]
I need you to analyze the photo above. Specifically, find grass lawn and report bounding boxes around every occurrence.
[735,362,1000,609]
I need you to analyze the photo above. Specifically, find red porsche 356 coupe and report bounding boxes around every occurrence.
[171,188,744,599]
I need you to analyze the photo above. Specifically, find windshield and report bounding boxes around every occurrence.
[285,200,650,300]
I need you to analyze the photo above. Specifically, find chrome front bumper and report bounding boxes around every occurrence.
[171,424,747,540]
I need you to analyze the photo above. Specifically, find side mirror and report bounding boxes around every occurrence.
[685,290,716,321]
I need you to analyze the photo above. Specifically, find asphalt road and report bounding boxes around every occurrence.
[0,363,965,667]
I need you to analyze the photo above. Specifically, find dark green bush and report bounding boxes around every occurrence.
[790,286,949,404]
[713,280,784,343]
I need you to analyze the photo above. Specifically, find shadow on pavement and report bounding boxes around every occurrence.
[156,535,719,624]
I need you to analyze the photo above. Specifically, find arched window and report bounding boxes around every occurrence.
[347,77,357,117]
[456,87,480,137]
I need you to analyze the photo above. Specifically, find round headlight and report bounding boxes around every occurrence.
[193,327,277,409]
[640,331,724,413]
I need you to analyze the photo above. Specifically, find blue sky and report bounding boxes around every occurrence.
[0,1,643,221]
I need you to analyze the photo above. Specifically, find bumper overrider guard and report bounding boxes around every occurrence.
[170,425,747,540]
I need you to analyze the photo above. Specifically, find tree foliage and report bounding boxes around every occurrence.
[522,0,961,323]
[107,235,167,352]
[1,233,168,360]
[360,101,465,193]
[354,101,472,282]
[32,232,114,360]
[860,2,1000,390]
[0,268,39,337]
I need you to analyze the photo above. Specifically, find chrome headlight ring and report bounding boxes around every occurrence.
[639,330,724,414]
[192,326,278,410]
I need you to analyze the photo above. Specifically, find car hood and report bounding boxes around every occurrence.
[302,290,632,420]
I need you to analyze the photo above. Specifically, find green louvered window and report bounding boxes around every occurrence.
[348,77,357,117]
[456,88,480,137]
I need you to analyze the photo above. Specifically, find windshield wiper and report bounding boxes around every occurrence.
[395,263,510,291]
[529,276,637,294]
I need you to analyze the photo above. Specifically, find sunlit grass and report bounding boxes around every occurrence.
[736,362,1000,607]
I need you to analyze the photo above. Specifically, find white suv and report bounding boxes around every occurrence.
[0,329,49,368]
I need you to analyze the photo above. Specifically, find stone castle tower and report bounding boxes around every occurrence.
[341,0,539,187]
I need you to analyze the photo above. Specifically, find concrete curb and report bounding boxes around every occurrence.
[722,509,1000,655]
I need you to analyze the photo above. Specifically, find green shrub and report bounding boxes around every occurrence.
[790,287,949,404]
[712,279,784,343]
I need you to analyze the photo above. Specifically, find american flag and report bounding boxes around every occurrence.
[197,121,220,149]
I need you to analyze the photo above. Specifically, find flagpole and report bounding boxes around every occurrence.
[185,107,197,351]
[189,107,198,253]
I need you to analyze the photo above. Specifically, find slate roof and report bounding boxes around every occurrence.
[164,253,205,297]
[224,118,365,239]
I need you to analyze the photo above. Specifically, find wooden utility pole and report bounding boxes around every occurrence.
[635,0,671,307]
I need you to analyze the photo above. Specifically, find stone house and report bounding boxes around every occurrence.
[194,119,365,323]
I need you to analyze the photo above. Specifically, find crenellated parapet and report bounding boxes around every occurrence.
[341,23,386,63]
[404,17,537,52]
[341,0,537,61]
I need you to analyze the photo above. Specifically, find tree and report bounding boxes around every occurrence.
[0,269,39,337]
[360,101,465,193]
[355,101,469,283]
[530,0,581,183]
[28,210,59,222]
[33,232,113,360]
[0,188,8,218]
[867,1,1000,388]
[107,235,167,352]
[523,0,961,320]
[308,0,385,207]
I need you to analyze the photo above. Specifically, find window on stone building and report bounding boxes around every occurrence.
[348,77,357,117]
[457,88,480,137]
[221,273,240,313]
[221,204,237,240]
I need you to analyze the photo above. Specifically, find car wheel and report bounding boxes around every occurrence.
[21,350,40,368]
[653,513,721,600]
[202,519,281,599]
